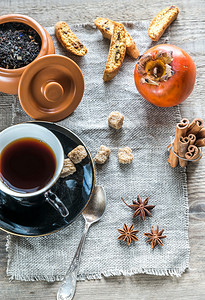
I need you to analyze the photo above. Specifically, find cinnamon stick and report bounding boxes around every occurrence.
[168,118,189,168]
[188,134,196,145]
[167,133,196,150]
[185,145,201,161]
[197,128,205,139]
[178,137,190,168]
[186,118,204,136]
[195,138,205,147]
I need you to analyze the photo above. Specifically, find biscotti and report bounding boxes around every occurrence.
[103,22,126,81]
[55,21,87,56]
[95,17,139,59]
[125,30,139,59]
[148,5,179,41]
[95,17,114,39]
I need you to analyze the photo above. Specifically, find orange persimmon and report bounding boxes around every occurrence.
[134,44,196,107]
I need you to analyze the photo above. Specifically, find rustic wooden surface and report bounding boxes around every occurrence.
[0,0,205,299]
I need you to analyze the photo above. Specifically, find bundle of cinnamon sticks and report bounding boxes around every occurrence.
[168,118,205,168]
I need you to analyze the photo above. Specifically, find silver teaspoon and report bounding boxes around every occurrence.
[57,185,106,300]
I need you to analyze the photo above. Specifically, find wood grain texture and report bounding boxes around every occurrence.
[1,0,205,299]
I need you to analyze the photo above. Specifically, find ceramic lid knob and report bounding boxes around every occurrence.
[18,54,84,122]
[43,82,64,102]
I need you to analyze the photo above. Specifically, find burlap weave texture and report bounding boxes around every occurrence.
[4,22,189,280]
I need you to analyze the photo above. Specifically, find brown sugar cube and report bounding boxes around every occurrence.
[60,158,76,178]
[108,111,124,129]
[118,147,134,164]
[68,145,87,164]
[94,145,111,164]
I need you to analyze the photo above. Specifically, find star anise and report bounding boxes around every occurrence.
[117,224,139,246]
[121,195,155,221]
[144,225,167,249]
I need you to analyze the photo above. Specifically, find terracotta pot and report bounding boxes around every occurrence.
[0,14,55,94]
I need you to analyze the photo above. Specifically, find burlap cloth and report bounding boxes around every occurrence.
[3,22,189,280]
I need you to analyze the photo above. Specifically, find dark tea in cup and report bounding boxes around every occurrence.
[0,137,56,194]
[0,123,64,198]
[0,123,69,217]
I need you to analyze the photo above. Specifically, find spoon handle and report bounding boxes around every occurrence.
[57,222,90,300]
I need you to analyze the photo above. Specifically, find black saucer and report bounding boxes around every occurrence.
[0,122,95,236]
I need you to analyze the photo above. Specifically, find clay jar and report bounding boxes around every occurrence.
[0,14,55,94]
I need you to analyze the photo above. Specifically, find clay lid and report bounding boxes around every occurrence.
[18,54,84,121]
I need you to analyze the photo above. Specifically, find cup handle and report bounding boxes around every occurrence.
[44,190,69,217]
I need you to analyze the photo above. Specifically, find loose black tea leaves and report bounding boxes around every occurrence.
[0,22,42,69]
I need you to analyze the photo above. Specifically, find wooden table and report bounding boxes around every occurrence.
[1,0,205,299]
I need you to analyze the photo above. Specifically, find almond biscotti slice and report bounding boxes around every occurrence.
[95,17,139,59]
[125,31,139,59]
[103,22,126,82]
[148,5,179,41]
[94,17,114,39]
[55,21,87,56]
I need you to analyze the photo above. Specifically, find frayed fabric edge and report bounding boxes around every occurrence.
[6,266,189,282]
[78,266,190,280]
